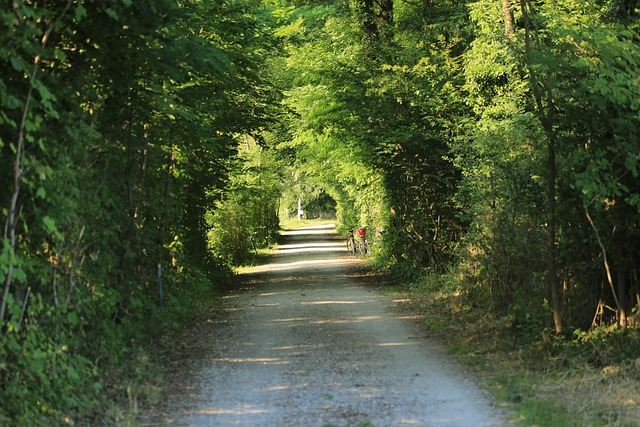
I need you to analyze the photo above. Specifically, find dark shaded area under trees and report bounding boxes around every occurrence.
[1,0,639,424]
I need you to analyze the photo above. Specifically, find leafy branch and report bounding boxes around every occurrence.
[1,0,73,327]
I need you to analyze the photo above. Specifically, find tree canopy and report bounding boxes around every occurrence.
[1,0,639,423]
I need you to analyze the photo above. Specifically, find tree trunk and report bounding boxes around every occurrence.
[520,0,563,333]
[614,237,628,327]
[501,0,515,39]
[584,205,622,325]
[546,137,562,333]
[634,268,640,325]
[378,0,393,25]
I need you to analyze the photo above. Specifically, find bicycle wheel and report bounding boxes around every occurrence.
[347,237,356,255]
[358,239,367,256]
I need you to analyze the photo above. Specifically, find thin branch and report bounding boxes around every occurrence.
[12,0,22,24]
[52,245,62,307]
[18,287,30,327]
[584,205,621,314]
[568,35,598,57]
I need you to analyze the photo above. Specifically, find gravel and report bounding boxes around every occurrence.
[140,224,510,426]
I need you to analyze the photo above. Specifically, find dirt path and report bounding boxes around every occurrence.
[141,224,509,426]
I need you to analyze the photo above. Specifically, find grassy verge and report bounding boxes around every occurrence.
[371,272,640,427]
[98,279,227,426]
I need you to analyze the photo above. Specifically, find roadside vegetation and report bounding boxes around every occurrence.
[1,0,639,425]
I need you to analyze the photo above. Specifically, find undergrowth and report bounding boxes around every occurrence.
[95,267,228,426]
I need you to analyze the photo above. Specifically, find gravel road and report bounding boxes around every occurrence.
[142,224,509,426]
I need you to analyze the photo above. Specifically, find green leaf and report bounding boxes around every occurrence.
[31,81,59,118]
[31,350,48,374]
[13,267,26,283]
[24,119,39,133]
[10,57,27,72]
[75,3,87,21]
[105,8,119,20]
[53,48,67,62]
[4,95,21,110]
[42,216,62,240]
[67,311,79,326]
[624,155,639,178]
[1,111,17,128]
[7,334,21,352]
[67,364,81,384]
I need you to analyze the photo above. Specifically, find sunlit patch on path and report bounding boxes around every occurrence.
[280,223,337,235]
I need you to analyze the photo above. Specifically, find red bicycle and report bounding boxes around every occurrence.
[347,226,369,256]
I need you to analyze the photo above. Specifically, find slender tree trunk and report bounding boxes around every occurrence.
[502,0,515,39]
[0,93,28,324]
[521,0,563,333]
[584,205,622,322]
[633,269,640,325]
[614,236,628,326]
[125,94,136,217]
[546,136,562,333]
[617,267,628,327]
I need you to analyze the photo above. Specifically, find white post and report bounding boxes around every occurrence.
[298,197,302,220]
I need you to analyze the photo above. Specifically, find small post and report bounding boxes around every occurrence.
[297,197,303,220]
[157,263,163,307]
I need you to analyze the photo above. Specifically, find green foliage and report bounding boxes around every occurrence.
[2,0,640,422]
[272,0,640,349]
[208,138,282,265]
[452,0,640,331]
[1,0,280,423]
[1,292,101,425]
[274,1,469,270]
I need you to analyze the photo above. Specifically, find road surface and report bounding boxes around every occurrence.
[141,224,509,426]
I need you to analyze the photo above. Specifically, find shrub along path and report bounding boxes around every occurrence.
[139,224,509,426]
